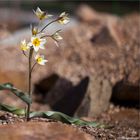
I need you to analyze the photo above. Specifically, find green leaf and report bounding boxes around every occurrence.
[0,103,25,115]
[0,83,32,104]
[0,103,106,128]
[30,111,103,127]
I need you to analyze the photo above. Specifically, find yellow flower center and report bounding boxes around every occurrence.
[21,42,28,51]
[32,38,41,47]
[21,46,27,51]
[59,17,64,22]
[37,57,43,63]
[37,12,46,20]
[40,13,46,20]
[32,28,38,35]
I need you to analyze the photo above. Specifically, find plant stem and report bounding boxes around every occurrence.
[26,48,33,121]
[31,62,37,73]
[38,19,58,34]
[41,29,62,39]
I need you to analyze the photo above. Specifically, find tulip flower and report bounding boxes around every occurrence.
[34,7,53,20]
[58,12,70,25]
[29,36,46,52]
[35,54,48,65]
[20,40,29,51]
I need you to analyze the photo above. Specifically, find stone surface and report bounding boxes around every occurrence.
[76,76,112,116]
[0,5,139,117]
[0,122,94,140]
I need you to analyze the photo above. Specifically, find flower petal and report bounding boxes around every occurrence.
[39,60,48,65]
[33,46,39,52]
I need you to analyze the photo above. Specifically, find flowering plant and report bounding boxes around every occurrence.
[0,7,103,128]
[20,7,69,120]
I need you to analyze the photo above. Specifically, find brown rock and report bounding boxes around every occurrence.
[110,108,139,123]
[0,5,139,117]
[0,28,10,40]
[76,4,131,47]
[111,80,139,107]
[0,122,94,140]
[76,4,101,23]
[74,76,112,117]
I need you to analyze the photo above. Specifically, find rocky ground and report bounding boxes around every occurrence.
[0,104,139,140]
[0,4,139,140]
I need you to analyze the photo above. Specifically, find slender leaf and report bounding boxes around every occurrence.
[30,111,103,127]
[0,103,106,128]
[0,83,32,104]
[0,103,25,115]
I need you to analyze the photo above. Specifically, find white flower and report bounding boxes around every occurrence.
[58,12,70,25]
[33,7,53,20]
[35,54,48,65]
[31,25,38,36]
[52,32,63,41]
[52,31,63,47]
[20,40,29,51]
[29,36,46,52]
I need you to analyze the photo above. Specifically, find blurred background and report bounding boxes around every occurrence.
[0,0,139,32]
[0,0,139,122]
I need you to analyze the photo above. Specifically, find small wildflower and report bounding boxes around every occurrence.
[31,25,38,36]
[58,12,69,25]
[29,36,46,52]
[52,31,63,41]
[19,7,70,121]
[20,40,29,51]
[34,7,53,20]
[35,54,48,65]
[52,31,63,47]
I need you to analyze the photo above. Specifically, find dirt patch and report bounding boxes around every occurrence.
[0,105,139,140]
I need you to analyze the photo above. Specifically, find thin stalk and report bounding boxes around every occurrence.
[41,34,60,47]
[31,62,37,73]
[41,29,62,39]
[41,34,52,38]
[26,48,33,121]
[38,19,58,34]
[22,50,28,58]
